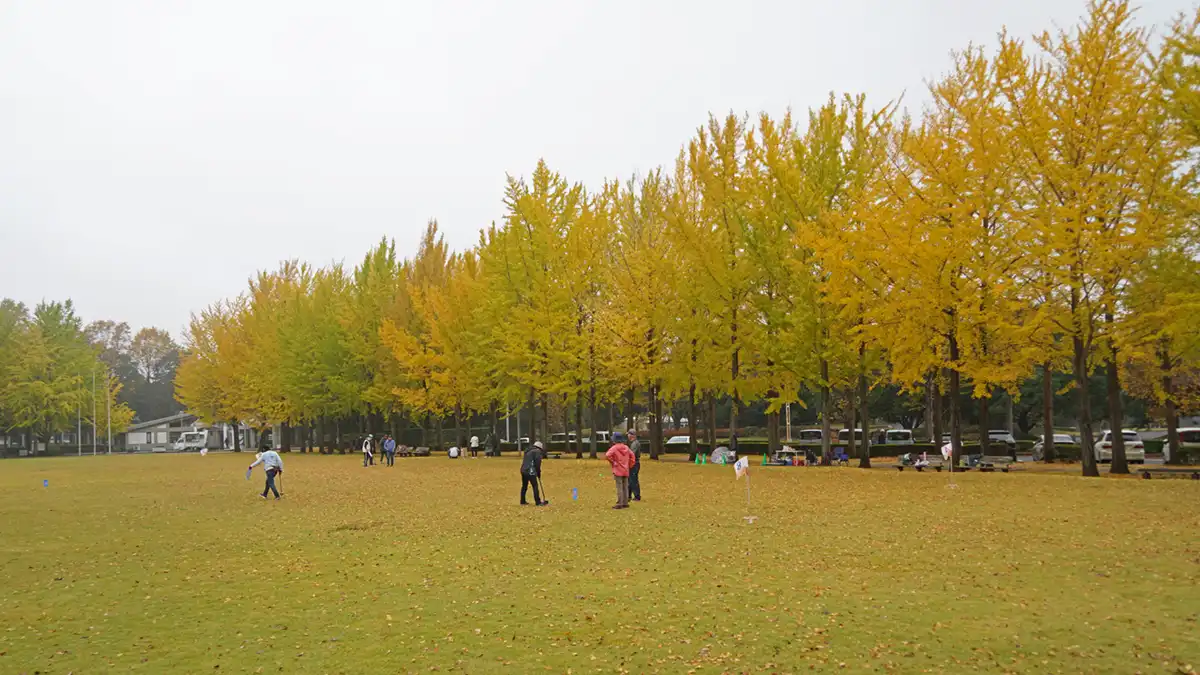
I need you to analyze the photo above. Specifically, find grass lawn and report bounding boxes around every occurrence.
[1,454,1197,674]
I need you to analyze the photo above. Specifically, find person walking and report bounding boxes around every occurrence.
[628,431,642,502]
[362,435,374,467]
[249,447,284,500]
[605,433,635,509]
[484,431,497,457]
[520,441,547,506]
[469,434,480,458]
[383,434,397,466]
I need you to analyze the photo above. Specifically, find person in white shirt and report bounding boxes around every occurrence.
[248,448,284,500]
[362,435,374,467]
[469,435,480,458]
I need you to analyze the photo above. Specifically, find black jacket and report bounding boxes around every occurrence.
[521,447,543,476]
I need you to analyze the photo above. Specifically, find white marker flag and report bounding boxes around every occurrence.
[734,456,749,479]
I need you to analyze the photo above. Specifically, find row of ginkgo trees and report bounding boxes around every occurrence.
[176,1,1200,475]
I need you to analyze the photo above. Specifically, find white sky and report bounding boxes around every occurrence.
[0,0,1191,339]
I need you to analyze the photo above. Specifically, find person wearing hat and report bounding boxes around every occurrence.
[520,441,547,506]
[249,445,284,500]
[628,431,642,502]
[362,434,375,467]
[605,433,636,509]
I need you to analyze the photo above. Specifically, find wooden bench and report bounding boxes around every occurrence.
[978,455,1015,473]
[1140,467,1200,480]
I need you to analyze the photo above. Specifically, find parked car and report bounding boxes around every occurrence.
[1031,433,1078,460]
[875,429,914,445]
[1174,428,1200,463]
[836,429,866,443]
[986,429,1017,453]
[1093,430,1145,463]
[549,432,577,445]
[581,431,612,445]
[172,429,223,453]
[665,435,691,445]
[794,429,823,445]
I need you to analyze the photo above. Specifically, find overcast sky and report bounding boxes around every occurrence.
[0,0,1191,340]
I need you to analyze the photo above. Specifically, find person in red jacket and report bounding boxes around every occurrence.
[605,433,636,509]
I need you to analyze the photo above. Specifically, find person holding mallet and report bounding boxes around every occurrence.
[249,446,285,500]
[520,441,548,506]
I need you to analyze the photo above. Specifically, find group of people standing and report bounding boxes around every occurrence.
[360,434,400,467]
[519,431,644,509]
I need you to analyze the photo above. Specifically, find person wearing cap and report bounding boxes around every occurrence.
[383,434,397,466]
[520,441,547,506]
[362,434,374,467]
[628,431,642,502]
[605,433,636,509]
[249,446,284,500]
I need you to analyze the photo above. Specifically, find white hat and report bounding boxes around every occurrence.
[533,441,544,450]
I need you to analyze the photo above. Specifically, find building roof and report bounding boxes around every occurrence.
[125,412,196,432]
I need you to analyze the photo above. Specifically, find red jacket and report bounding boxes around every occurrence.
[605,443,635,477]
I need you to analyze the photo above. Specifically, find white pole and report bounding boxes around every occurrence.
[786,404,792,442]
[91,367,97,456]
[77,402,81,456]
[106,370,112,454]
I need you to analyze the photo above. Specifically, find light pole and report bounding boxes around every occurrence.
[106,370,112,454]
[786,403,792,443]
[91,367,97,456]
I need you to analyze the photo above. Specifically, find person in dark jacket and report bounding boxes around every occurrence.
[628,431,642,501]
[520,441,548,506]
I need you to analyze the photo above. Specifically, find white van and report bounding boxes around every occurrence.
[172,429,222,453]
[879,429,914,445]
[837,429,866,443]
[795,429,823,446]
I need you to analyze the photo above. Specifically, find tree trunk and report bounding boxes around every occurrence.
[688,383,698,462]
[1042,363,1055,463]
[574,397,583,459]
[931,377,943,454]
[948,367,962,467]
[924,374,935,442]
[453,404,463,450]
[1162,346,1180,465]
[820,359,832,465]
[539,393,549,447]
[336,417,344,454]
[730,395,740,448]
[1005,391,1014,437]
[847,388,857,461]
[589,386,599,459]
[979,392,991,456]
[647,385,659,460]
[857,346,871,469]
[1074,335,1099,477]
[527,386,537,444]
[232,419,242,452]
[436,416,444,451]
[1106,350,1129,474]
[490,401,499,445]
[653,386,663,459]
[767,409,780,456]
[625,388,635,434]
[707,394,717,453]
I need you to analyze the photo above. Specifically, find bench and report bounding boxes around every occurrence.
[978,455,1015,473]
[1140,467,1200,480]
